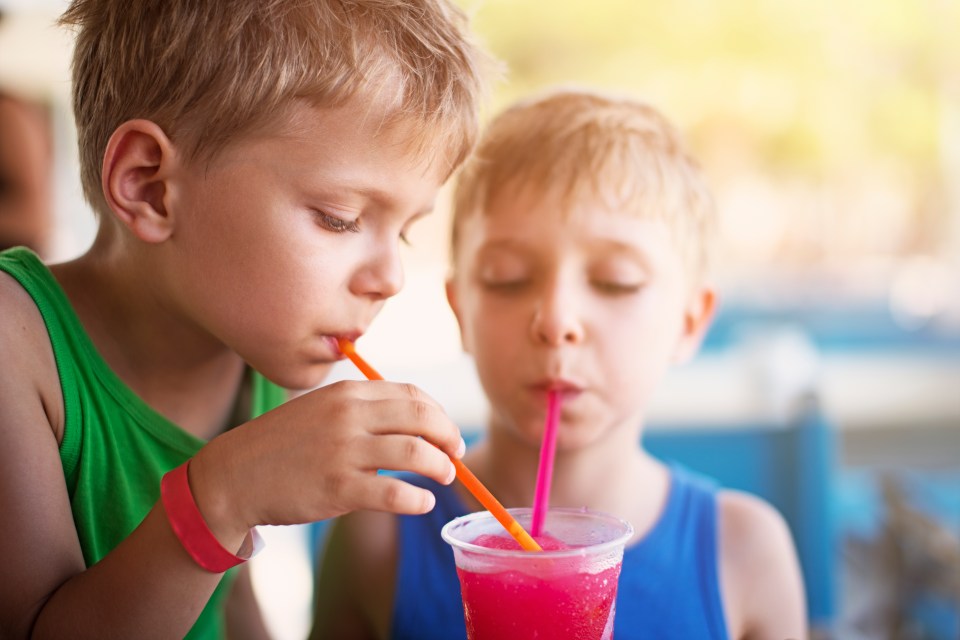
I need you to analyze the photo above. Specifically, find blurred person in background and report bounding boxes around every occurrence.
[0,10,54,256]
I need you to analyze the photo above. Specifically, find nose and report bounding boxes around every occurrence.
[351,241,405,301]
[529,278,585,346]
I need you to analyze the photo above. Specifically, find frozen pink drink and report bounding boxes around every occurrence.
[442,508,633,640]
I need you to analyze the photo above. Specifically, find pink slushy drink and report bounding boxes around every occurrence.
[441,508,633,640]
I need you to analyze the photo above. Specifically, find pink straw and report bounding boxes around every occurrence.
[530,390,561,537]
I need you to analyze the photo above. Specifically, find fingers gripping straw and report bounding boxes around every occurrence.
[531,389,561,537]
[336,338,542,552]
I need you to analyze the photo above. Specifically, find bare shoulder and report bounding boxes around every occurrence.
[0,264,43,339]
[716,491,807,640]
[0,270,83,637]
[311,509,399,640]
[0,269,62,436]
[717,490,792,554]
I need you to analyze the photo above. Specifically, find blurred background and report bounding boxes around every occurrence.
[2,0,957,638]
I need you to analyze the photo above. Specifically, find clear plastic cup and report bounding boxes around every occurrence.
[441,508,634,640]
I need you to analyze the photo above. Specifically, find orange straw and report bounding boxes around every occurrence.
[337,338,542,552]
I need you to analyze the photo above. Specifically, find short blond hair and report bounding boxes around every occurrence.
[452,89,716,281]
[59,0,491,216]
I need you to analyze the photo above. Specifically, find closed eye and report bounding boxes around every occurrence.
[482,279,529,292]
[592,281,643,295]
[313,210,360,234]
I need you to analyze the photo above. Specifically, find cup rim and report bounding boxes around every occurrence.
[440,507,634,560]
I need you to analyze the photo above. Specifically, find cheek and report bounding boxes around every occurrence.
[192,238,341,343]
[463,311,525,392]
[599,316,683,398]
[469,300,528,353]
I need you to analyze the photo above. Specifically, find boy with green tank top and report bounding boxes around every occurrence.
[0,1,490,637]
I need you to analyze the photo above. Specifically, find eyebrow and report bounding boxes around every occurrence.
[480,236,651,258]
[590,238,652,257]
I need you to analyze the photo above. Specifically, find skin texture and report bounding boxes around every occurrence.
[0,97,465,639]
[313,185,807,640]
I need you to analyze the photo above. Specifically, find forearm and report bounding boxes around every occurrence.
[30,503,228,639]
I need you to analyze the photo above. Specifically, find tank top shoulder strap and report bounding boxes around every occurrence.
[0,248,92,478]
[0,247,286,469]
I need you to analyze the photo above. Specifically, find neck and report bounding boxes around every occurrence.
[52,225,246,438]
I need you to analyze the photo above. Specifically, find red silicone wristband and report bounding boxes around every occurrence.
[161,461,253,573]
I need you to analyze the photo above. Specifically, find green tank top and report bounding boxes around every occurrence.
[0,247,287,639]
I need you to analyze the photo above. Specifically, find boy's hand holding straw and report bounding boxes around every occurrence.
[337,338,542,552]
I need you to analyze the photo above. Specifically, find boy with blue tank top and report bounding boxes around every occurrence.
[0,1,492,637]
[313,89,808,639]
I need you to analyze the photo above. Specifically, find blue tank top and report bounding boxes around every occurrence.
[391,464,729,640]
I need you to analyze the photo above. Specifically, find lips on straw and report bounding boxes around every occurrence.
[336,338,542,552]
[530,389,561,537]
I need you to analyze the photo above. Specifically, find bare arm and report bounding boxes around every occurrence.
[0,274,228,639]
[311,510,400,640]
[718,491,808,640]
[0,271,462,638]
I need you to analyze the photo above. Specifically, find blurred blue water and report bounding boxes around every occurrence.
[702,302,960,354]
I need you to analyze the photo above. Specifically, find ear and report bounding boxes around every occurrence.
[445,277,472,354]
[672,284,717,364]
[101,119,178,244]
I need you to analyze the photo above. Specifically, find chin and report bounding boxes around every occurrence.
[548,413,614,451]
[258,361,335,391]
[555,428,609,451]
[507,415,568,448]
[298,363,338,390]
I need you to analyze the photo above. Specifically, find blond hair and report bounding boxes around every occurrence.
[452,89,716,281]
[59,0,491,216]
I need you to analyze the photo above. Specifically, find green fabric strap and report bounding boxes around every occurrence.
[0,247,287,639]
